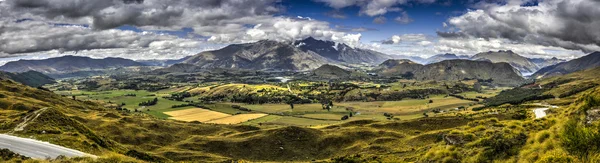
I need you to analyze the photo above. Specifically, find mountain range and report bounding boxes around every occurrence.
[532,51,600,79]
[0,55,146,74]
[182,38,392,71]
[0,38,591,80]
[293,37,391,64]
[137,56,192,67]
[471,50,540,75]
[528,57,566,69]
[425,53,470,64]
[390,51,569,75]
[374,59,526,86]
[182,40,330,71]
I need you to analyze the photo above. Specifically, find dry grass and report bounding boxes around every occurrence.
[337,97,474,115]
[166,108,268,124]
[164,108,231,122]
[206,113,268,124]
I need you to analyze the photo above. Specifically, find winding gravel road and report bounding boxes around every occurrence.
[533,108,550,119]
[0,134,96,159]
[533,104,558,119]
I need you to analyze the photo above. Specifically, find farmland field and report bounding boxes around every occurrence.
[55,87,482,127]
[229,95,477,126]
[164,108,231,122]
[336,96,476,115]
[206,113,268,124]
[54,89,191,118]
[165,108,268,124]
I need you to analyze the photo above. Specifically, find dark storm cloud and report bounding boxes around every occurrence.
[12,0,114,18]
[0,0,360,56]
[381,40,394,44]
[436,31,467,38]
[443,0,600,53]
[0,20,202,56]
[8,0,281,30]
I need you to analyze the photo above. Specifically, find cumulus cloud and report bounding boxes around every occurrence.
[0,18,208,59]
[373,16,387,24]
[441,0,600,53]
[0,0,365,57]
[7,0,282,30]
[375,32,584,59]
[418,41,433,46]
[433,37,584,59]
[394,11,413,24]
[381,34,428,44]
[335,25,378,32]
[325,10,347,19]
[315,0,436,16]
[206,17,362,47]
[0,45,221,66]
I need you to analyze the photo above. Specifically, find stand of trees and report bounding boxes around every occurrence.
[139,98,158,106]
[167,92,192,101]
[484,88,553,107]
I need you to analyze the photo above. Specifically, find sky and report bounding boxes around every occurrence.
[0,0,599,65]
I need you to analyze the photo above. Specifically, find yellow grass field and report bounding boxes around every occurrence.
[164,108,231,122]
[165,108,269,124]
[206,113,268,124]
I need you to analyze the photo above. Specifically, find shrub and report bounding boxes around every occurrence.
[537,131,551,143]
[472,106,485,111]
[341,115,349,120]
[9,103,30,111]
[561,120,600,157]
[477,131,527,159]
[537,151,577,163]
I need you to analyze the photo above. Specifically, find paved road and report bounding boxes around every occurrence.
[0,134,96,159]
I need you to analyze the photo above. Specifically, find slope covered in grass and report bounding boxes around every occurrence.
[2,66,600,162]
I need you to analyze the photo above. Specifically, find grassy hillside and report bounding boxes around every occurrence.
[0,71,55,87]
[2,67,600,162]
